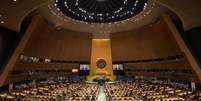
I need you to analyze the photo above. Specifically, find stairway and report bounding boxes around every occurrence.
[97,86,107,101]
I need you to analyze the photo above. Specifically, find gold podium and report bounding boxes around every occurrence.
[87,39,116,81]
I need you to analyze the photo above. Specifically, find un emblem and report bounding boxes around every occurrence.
[96,58,107,69]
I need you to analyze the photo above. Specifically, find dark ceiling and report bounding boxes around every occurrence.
[0,0,201,32]
[55,0,148,23]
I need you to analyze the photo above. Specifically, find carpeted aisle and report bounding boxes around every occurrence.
[97,86,107,101]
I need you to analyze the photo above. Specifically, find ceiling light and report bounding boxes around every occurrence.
[54,0,148,23]
[0,21,5,24]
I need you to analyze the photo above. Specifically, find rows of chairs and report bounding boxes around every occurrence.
[1,79,201,101]
[105,80,201,101]
[0,81,99,101]
[105,82,143,101]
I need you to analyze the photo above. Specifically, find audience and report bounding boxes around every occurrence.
[105,80,201,101]
[0,80,99,101]
[0,79,201,101]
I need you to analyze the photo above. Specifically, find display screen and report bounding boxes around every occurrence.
[80,64,90,70]
[113,64,124,70]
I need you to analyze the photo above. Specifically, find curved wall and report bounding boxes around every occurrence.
[111,17,181,61]
[22,19,92,62]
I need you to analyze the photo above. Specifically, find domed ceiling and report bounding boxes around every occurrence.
[40,0,166,34]
[54,0,148,23]
[0,0,201,32]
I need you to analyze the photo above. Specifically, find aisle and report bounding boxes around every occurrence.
[97,86,107,101]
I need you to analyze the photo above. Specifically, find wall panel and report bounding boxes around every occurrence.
[111,18,181,61]
[22,19,92,62]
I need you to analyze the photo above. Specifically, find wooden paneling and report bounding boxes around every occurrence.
[22,18,92,62]
[124,60,198,82]
[124,60,190,70]
[156,0,201,30]
[10,62,79,83]
[0,15,43,86]
[14,62,79,71]
[126,72,197,82]
[112,15,201,82]
[87,39,116,81]
[1,15,91,85]
[10,73,71,83]
[163,15,201,82]
[111,18,181,61]
[119,15,201,82]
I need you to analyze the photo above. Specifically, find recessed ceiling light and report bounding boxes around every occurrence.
[54,0,148,23]
[0,21,5,24]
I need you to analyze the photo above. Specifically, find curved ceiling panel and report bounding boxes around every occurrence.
[39,0,165,34]
[0,0,51,32]
[54,0,148,23]
[156,0,201,31]
[0,0,200,32]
